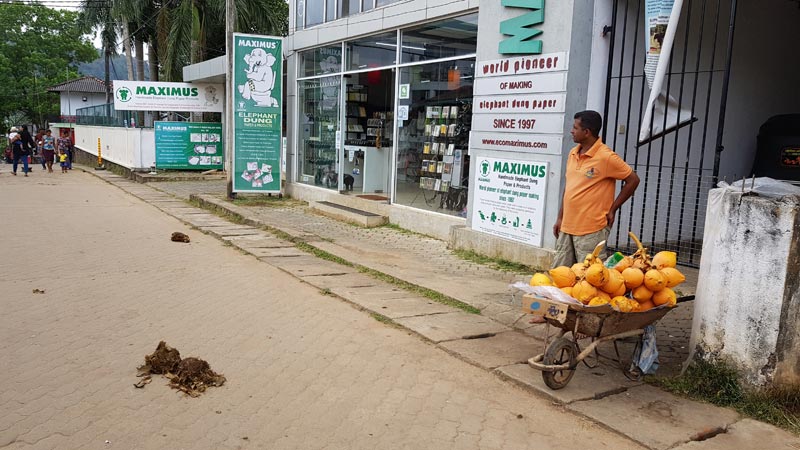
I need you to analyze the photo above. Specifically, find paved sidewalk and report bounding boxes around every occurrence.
[3,169,656,450]
[67,168,799,448]
[149,178,695,375]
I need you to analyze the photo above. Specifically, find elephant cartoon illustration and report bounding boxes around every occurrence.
[238,48,278,107]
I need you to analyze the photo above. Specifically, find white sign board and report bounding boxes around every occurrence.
[477,52,568,77]
[113,80,224,112]
[472,113,565,134]
[470,131,563,155]
[474,93,566,114]
[473,72,567,96]
[472,157,549,246]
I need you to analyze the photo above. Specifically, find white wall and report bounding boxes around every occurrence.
[691,188,800,386]
[74,125,155,170]
[61,93,107,116]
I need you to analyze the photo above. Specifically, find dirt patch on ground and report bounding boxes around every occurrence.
[135,341,226,397]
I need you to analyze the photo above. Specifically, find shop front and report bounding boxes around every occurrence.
[289,13,479,231]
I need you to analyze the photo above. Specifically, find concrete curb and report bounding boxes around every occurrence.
[74,165,792,448]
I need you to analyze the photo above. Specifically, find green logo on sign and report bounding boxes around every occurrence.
[116,87,132,102]
[499,0,545,55]
[480,160,491,177]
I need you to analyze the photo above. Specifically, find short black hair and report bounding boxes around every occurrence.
[574,110,603,137]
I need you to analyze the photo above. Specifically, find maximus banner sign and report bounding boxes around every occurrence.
[113,80,223,112]
[154,121,223,170]
[472,157,549,246]
[232,33,283,193]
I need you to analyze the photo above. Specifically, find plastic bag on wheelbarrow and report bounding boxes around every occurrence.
[631,325,660,375]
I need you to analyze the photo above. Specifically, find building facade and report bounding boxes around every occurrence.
[186,0,799,267]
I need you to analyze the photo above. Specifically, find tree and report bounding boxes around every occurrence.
[80,0,117,103]
[161,0,289,81]
[0,4,97,128]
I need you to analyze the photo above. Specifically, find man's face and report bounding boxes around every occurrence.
[571,119,588,143]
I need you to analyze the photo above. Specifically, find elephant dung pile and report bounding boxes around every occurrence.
[135,341,226,397]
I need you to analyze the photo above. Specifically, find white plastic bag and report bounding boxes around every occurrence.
[718,177,800,198]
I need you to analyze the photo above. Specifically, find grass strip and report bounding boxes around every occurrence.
[453,249,536,274]
[189,195,481,315]
[652,360,800,434]
[381,223,436,239]
[294,242,354,267]
[356,266,481,314]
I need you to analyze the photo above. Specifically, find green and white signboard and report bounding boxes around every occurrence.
[154,121,223,170]
[232,33,283,193]
[472,157,549,246]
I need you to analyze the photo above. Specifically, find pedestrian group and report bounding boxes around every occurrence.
[5,126,72,176]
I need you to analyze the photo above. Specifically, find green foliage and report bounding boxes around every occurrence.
[0,4,97,127]
[156,0,290,81]
[654,360,800,434]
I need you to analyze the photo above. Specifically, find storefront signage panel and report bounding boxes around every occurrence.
[473,93,566,114]
[478,52,566,77]
[473,72,567,96]
[472,113,564,134]
[154,121,223,170]
[113,80,223,112]
[499,0,545,55]
[470,131,563,155]
[472,157,548,246]
[232,33,283,193]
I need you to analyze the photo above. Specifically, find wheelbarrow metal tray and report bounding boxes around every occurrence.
[545,306,672,338]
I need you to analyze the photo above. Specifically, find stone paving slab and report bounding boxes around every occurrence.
[568,385,740,450]
[441,332,541,370]
[481,302,529,329]
[269,259,357,277]
[327,285,419,303]
[346,294,456,319]
[299,272,379,290]
[246,247,308,258]
[496,362,641,405]
[396,312,511,343]
[671,419,800,449]
[199,226,263,236]
[221,234,294,247]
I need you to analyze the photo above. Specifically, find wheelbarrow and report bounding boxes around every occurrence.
[525,297,674,390]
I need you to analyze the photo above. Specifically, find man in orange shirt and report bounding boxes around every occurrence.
[552,111,640,267]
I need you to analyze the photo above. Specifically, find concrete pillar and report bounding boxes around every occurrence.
[690,188,800,386]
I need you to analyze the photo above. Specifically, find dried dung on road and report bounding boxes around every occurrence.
[135,341,226,397]
[171,232,191,243]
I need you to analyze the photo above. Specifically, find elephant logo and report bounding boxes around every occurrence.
[204,85,220,106]
[238,48,278,107]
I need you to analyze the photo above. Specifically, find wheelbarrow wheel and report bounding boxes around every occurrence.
[542,337,578,390]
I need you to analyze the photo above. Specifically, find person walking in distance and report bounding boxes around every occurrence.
[552,110,640,267]
[8,127,29,176]
[41,129,56,173]
[35,129,46,171]
[57,129,73,170]
[20,125,36,173]
[58,148,69,173]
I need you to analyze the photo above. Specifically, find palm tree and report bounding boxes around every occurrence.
[80,0,118,103]
[161,0,288,82]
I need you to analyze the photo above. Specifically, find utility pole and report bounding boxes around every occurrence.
[225,0,236,199]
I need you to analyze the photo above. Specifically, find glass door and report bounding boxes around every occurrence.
[298,75,341,190]
[342,68,395,197]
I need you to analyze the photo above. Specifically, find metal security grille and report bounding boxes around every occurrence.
[602,0,737,267]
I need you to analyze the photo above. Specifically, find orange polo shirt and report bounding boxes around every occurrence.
[560,139,633,236]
